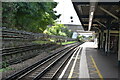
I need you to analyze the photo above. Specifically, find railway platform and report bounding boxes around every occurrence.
[82,42,118,79]
[59,42,118,79]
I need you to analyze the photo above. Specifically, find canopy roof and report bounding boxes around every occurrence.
[72,2,120,31]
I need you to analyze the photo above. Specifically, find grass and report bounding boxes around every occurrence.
[32,39,57,44]
[0,67,13,72]
[57,41,77,45]
[32,40,52,44]
[32,40,77,45]
[0,62,14,72]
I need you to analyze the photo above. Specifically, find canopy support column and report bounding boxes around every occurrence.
[105,20,111,55]
[98,32,101,49]
[118,24,120,65]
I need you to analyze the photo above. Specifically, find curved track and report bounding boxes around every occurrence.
[4,43,80,80]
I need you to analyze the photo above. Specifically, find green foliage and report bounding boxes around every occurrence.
[32,40,52,44]
[77,35,85,42]
[0,67,13,72]
[77,35,82,40]
[0,62,13,72]
[57,41,77,45]
[88,36,93,39]
[2,2,60,33]
[44,24,73,37]
[87,36,94,41]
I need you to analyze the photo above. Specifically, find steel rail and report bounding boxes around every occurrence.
[2,45,41,56]
[33,45,80,80]
[1,44,40,52]
[5,43,79,80]
[46,47,82,79]
[16,47,76,80]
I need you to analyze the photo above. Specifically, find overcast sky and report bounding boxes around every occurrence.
[53,0,93,37]
[54,0,81,25]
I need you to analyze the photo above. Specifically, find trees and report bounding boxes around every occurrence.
[44,24,73,38]
[2,2,60,33]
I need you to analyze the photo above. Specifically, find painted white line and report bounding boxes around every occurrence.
[68,47,81,79]
[58,46,80,80]
[79,47,90,79]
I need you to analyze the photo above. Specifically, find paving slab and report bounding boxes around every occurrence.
[81,42,118,79]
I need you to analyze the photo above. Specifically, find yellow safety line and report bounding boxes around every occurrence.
[90,56,104,80]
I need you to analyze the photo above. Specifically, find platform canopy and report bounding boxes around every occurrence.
[72,1,120,31]
[64,24,84,32]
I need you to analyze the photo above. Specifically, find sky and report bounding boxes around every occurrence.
[53,0,93,37]
[54,0,81,25]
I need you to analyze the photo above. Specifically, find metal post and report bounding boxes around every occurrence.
[0,2,2,80]
[103,32,105,49]
[101,31,103,49]
[98,33,101,49]
[101,27,104,49]
[105,32,107,53]
[105,20,111,55]
[118,24,120,65]
[106,28,110,54]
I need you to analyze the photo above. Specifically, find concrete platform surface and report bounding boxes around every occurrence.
[80,42,118,79]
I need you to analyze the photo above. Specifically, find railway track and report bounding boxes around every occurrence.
[2,44,41,56]
[2,44,54,65]
[58,46,82,79]
[2,43,77,58]
[4,44,80,80]
[38,46,82,80]
[2,43,54,56]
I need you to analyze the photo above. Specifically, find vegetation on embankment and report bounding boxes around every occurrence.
[2,2,60,33]
[57,41,77,45]
[32,40,53,44]
[32,40,77,45]
[2,2,73,38]
[44,24,73,38]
